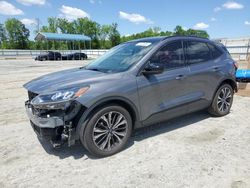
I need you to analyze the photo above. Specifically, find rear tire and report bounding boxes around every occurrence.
[80,105,132,157]
[208,84,234,117]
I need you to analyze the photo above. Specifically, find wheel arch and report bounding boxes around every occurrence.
[76,96,140,139]
[209,78,237,106]
[218,78,237,92]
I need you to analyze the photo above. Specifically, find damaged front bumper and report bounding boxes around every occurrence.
[25,99,83,147]
[25,101,64,128]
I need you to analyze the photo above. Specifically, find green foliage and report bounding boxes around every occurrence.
[121,26,209,43]
[0,23,7,48]
[0,18,209,50]
[57,18,75,34]
[99,24,112,48]
[174,25,186,36]
[121,27,173,43]
[4,18,30,49]
[173,25,209,38]
[108,23,120,47]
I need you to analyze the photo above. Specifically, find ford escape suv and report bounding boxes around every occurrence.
[24,36,237,157]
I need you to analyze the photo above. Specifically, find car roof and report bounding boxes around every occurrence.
[126,35,211,44]
[127,36,167,43]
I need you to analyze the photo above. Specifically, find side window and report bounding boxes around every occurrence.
[150,41,184,69]
[186,41,211,64]
[207,43,223,59]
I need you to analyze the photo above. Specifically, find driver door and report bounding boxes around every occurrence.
[136,40,190,126]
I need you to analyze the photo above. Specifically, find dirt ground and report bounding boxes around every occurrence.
[0,59,250,188]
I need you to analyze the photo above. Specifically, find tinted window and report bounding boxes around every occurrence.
[207,43,223,59]
[186,41,211,64]
[150,41,184,69]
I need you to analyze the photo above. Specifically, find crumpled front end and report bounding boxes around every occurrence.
[25,90,85,147]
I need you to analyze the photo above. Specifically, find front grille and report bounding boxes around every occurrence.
[28,91,38,101]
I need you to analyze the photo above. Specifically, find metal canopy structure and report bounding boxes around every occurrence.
[35,32,91,41]
[34,32,92,60]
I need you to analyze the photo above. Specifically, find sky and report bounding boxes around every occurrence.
[0,0,249,40]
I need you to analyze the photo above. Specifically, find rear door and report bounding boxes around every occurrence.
[184,40,224,112]
[136,40,190,125]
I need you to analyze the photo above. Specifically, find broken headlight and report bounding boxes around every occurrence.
[31,87,89,109]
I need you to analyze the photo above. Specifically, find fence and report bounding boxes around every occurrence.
[216,37,250,61]
[0,49,109,59]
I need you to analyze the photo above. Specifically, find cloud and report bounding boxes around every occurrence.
[193,22,209,29]
[214,1,244,12]
[245,21,250,25]
[119,11,153,24]
[210,17,217,22]
[21,18,37,26]
[214,7,221,12]
[59,5,90,21]
[16,0,46,6]
[0,1,23,15]
[89,0,102,4]
[222,1,244,9]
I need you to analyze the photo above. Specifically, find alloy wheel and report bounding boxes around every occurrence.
[217,87,232,113]
[92,111,128,151]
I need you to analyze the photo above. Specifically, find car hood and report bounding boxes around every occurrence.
[23,67,116,94]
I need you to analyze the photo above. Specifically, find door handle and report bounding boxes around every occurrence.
[175,75,185,80]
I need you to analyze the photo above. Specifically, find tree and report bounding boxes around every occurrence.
[57,18,75,34]
[5,18,30,49]
[1,16,210,50]
[120,27,173,43]
[47,17,58,33]
[0,23,7,48]
[99,25,112,48]
[186,29,209,38]
[108,23,120,47]
[73,18,101,48]
[173,25,209,38]
[173,25,186,36]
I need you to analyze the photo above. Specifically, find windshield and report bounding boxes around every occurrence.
[85,41,157,73]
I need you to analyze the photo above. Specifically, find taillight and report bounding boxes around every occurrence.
[233,61,238,71]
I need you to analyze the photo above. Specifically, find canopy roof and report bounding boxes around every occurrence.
[35,32,91,41]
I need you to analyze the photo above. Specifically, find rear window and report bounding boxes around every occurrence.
[186,41,211,64]
[207,43,223,59]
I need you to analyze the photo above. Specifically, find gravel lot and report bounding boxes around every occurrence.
[0,59,250,188]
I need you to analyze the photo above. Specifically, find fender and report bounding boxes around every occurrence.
[209,76,237,105]
[75,96,141,139]
[216,77,237,92]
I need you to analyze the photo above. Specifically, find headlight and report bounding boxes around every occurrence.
[31,87,89,109]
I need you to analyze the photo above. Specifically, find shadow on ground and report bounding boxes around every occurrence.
[39,110,210,160]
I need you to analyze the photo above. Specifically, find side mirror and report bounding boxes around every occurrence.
[142,62,164,75]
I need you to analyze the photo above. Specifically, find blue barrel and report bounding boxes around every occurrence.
[236,69,250,82]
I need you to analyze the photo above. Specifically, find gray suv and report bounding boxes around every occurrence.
[24,36,237,157]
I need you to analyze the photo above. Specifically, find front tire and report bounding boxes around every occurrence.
[80,105,132,157]
[208,84,234,117]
